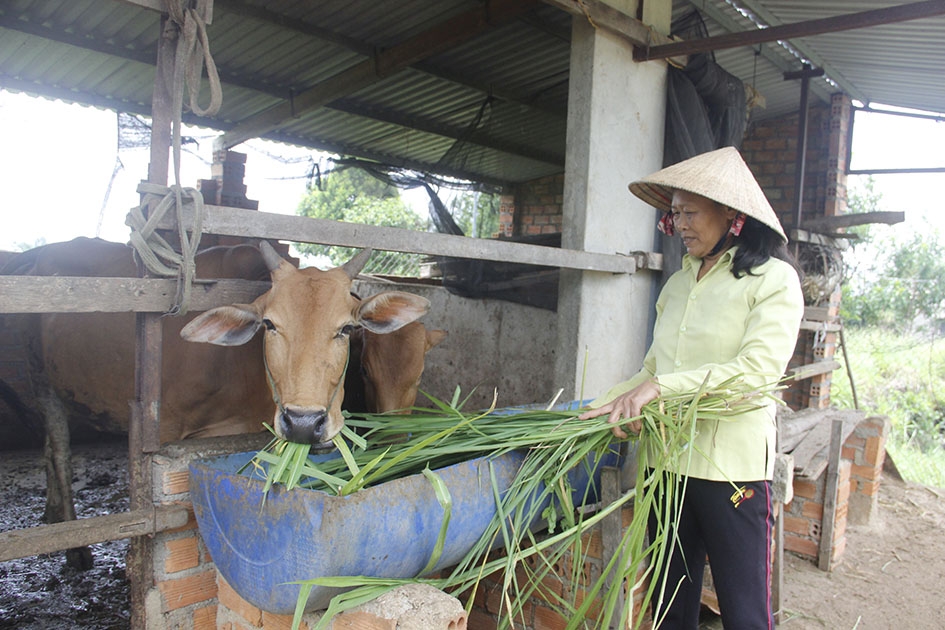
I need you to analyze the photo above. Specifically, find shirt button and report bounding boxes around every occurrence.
[680,326,687,332]
[675,360,682,367]
[689,294,696,300]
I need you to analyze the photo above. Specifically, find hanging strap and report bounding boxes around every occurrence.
[126,182,205,315]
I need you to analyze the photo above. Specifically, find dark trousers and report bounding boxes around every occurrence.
[648,477,774,630]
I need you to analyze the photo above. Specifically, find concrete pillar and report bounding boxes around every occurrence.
[555,1,672,401]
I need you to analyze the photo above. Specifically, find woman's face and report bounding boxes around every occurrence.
[669,190,737,260]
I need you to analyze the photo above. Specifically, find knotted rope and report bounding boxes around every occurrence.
[127,182,205,315]
[126,0,222,315]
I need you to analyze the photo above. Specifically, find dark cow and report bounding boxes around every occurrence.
[344,322,447,414]
[1,237,436,568]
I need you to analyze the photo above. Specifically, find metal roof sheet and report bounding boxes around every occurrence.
[1,0,942,187]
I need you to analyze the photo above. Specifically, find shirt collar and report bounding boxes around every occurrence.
[681,246,738,276]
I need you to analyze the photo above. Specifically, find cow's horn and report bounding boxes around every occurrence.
[259,240,287,272]
[342,248,373,278]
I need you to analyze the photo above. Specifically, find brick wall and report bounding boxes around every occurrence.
[498,174,565,238]
[464,505,652,630]
[783,414,888,563]
[842,415,890,525]
[743,95,852,411]
[146,436,469,630]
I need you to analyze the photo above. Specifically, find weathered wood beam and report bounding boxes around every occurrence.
[636,0,945,61]
[0,277,268,314]
[219,0,541,149]
[0,506,189,563]
[802,211,905,232]
[542,0,661,47]
[156,205,648,274]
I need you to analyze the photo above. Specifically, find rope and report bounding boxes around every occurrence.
[125,1,222,315]
[126,182,205,315]
[163,0,222,187]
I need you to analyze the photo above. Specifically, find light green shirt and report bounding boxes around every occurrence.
[593,247,804,481]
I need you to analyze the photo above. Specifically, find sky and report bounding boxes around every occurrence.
[1,89,944,253]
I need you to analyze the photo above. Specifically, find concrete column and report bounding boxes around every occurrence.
[554,1,671,402]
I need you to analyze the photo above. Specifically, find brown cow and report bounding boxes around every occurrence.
[344,323,447,414]
[2,237,434,568]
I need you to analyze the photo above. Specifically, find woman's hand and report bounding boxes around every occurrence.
[578,379,661,439]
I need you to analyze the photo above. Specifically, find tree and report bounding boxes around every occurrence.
[448,190,500,239]
[295,167,430,274]
[841,177,945,332]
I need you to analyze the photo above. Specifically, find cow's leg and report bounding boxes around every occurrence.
[35,380,93,570]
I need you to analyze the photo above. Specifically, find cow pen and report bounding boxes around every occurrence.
[2,0,933,627]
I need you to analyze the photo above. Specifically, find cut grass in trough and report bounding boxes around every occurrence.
[243,377,782,630]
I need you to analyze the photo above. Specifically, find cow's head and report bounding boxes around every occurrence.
[359,323,447,413]
[180,242,430,449]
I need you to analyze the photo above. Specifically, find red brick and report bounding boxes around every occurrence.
[802,501,824,520]
[217,575,262,626]
[792,480,818,499]
[332,610,396,630]
[192,604,217,630]
[163,470,190,495]
[261,611,297,630]
[467,609,498,630]
[159,570,218,612]
[533,605,568,630]
[165,536,200,574]
[784,536,819,558]
[783,515,810,536]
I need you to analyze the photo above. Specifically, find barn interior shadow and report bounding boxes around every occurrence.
[0,438,130,630]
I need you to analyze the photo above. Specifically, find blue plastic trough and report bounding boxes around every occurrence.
[189,402,618,615]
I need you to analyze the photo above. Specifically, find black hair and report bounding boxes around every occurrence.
[730,215,801,280]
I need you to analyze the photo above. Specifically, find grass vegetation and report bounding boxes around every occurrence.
[246,380,781,630]
[831,326,945,489]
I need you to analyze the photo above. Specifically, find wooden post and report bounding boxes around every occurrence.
[127,12,175,629]
[817,418,844,571]
[600,466,627,630]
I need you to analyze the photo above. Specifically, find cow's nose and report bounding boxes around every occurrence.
[278,407,330,446]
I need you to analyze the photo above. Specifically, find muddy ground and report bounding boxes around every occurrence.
[0,441,943,630]
[0,439,129,630]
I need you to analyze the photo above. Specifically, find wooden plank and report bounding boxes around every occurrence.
[0,276,269,314]
[159,204,646,274]
[791,410,864,479]
[790,360,842,380]
[0,506,190,562]
[804,306,834,322]
[778,407,833,454]
[799,320,842,332]
[773,502,785,623]
[542,0,677,51]
[802,211,905,232]
[818,419,845,571]
[600,466,627,629]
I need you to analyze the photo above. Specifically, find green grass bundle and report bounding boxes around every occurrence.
[243,378,782,630]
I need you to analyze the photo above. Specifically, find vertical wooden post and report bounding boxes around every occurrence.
[784,64,825,231]
[127,12,175,630]
[600,466,626,629]
[817,418,844,571]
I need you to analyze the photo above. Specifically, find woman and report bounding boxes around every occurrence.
[579,146,804,629]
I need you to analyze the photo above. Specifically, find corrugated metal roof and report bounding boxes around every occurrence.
[1,0,942,187]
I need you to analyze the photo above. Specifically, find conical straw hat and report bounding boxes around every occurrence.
[628,146,787,242]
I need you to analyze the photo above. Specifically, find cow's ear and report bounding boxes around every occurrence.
[180,304,262,346]
[357,291,430,334]
[426,329,447,351]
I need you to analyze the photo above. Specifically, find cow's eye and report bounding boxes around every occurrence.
[262,318,276,332]
[338,324,358,338]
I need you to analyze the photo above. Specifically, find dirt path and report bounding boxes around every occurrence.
[1,442,943,629]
